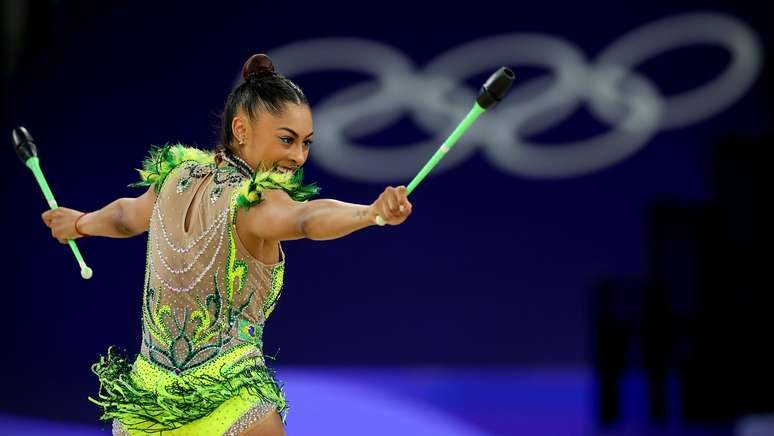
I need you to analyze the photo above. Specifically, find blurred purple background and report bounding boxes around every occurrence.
[1,0,771,434]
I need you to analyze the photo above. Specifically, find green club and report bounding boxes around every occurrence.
[375,66,515,225]
[13,127,93,279]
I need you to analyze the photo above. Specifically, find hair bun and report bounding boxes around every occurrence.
[242,54,276,81]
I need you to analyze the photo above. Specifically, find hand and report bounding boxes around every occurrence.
[41,207,85,244]
[370,186,412,226]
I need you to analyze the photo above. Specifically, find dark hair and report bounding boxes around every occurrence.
[216,54,308,159]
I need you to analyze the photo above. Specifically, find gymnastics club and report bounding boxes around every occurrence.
[13,127,93,279]
[374,66,515,226]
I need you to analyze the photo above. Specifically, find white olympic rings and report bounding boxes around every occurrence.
[249,12,762,181]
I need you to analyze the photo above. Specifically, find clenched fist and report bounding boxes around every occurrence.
[370,186,412,226]
[41,207,85,244]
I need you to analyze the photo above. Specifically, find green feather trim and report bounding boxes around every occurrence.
[128,144,215,194]
[88,347,287,432]
[235,167,320,210]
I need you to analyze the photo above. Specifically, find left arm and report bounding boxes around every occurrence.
[242,186,411,242]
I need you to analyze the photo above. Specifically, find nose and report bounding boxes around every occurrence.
[288,143,306,166]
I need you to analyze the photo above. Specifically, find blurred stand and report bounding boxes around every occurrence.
[593,52,772,428]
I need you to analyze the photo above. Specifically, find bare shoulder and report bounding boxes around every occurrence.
[129,185,157,217]
[261,188,295,205]
[239,189,306,241]
[244,189,296,222]
[136,185,157,205]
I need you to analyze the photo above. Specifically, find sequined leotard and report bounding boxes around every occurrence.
[89,145,318,435]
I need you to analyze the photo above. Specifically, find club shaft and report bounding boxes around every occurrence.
[26,157,88,269]
[406,103,485,195]
[26,157,58,209]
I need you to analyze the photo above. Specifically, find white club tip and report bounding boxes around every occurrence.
[81,266,93,280]
[375,215,386,226]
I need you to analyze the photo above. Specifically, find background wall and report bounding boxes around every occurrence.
[1,0,770,430]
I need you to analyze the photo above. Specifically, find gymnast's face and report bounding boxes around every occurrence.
[231,103,313,174]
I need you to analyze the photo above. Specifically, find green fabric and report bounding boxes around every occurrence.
[115,390,273,435]
[234,167,319,210]
[93,142,317,431]
[89,345,287,432]
[128,143,320,205]
[128,144,214,194]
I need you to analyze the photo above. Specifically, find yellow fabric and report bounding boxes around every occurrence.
[99,156,288,434]
[118,344,271,435]
[119,389,262,435]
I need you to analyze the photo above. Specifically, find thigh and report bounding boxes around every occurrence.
[239,411,285,436]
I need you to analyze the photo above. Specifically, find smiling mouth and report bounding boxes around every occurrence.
[277,166,297,175]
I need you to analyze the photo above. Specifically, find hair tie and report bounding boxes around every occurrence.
[246,70,277,82]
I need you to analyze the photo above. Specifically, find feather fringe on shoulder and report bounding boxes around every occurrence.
[128,143,320,206]
[234,168,320,210]
[128,143,214,193]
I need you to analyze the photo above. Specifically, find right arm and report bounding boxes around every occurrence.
[243,186,412,241]
[41,186,156,243]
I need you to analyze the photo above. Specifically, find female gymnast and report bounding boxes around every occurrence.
[41,53,412,436]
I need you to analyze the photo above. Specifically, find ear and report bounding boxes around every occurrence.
[232,115,248,144]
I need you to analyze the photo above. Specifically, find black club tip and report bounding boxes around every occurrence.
[476,67,515,110]
[12,126,38,163]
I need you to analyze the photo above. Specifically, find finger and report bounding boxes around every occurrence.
[396,190,408,213]
[385,191,395,210]
[397,186,408,200]
[388,190,401,212]
[398,200,412,218]
[380,203,393,221]
[58,238,67,245]
[42,210,54,225]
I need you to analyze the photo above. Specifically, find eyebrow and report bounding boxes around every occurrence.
[277,127,313,138]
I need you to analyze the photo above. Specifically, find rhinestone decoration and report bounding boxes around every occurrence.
[149,206,228,293]
[223,401,277,436]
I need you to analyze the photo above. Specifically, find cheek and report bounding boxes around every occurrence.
[270,146,290,161]
[257,143,280,159]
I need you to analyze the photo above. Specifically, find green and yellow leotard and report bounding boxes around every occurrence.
[89,144,318,435]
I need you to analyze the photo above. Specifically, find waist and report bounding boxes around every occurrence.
[132,343,264,390]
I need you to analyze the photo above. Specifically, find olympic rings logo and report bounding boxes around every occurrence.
[257,12,762,181]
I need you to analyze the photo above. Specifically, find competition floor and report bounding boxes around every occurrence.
[0,367,749,435]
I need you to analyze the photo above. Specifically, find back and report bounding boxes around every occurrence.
[141,159,286,373]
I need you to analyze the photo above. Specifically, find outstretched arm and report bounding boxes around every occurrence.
[243,186,412,241]
[41,186,156,243]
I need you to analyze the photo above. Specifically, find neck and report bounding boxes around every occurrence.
[223,148,255,177]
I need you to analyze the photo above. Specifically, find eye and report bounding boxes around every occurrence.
[303,139,313,148]
[278,136,294,145]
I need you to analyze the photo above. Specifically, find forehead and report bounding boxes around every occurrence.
[255,104,313,133]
